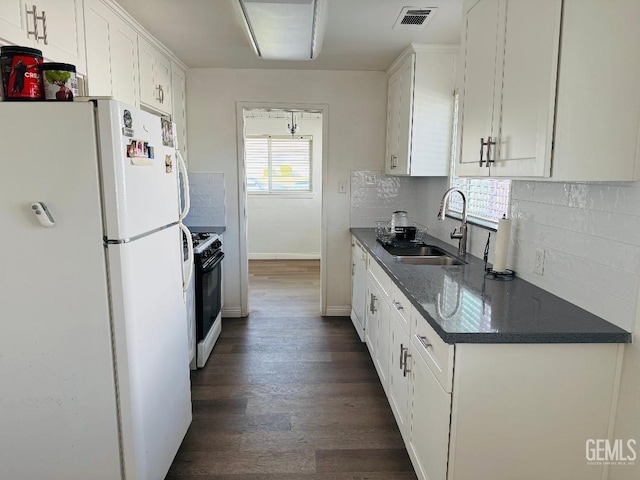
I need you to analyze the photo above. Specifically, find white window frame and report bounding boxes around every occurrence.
[245,134,313,195]
[448,92,511,230]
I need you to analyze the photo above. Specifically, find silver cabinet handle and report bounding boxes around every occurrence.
[479,137,488,166]
[352,262,355,276]
[486,136,496,166]
[390,155,397,169]
[369,293,377,314]
[38,10,47,44]
[26,5,38,39]
[160,85,165,104]
[416,334,432,349]
[480,136,496,166]
[403,351,411,377]
[399,343,407,370]
[393,300,404,311]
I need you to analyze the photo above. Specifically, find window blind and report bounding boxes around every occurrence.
[245,135,312,193]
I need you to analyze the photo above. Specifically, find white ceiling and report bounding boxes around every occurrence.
[115,0,463,71]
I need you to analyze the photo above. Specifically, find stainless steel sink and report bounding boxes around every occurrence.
[383,243,466,266]
[395,256,465,266]
[383,243,448,257]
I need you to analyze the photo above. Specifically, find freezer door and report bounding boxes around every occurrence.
[96,100,180,240]
[107,224,192,480]
[0,102,122,479]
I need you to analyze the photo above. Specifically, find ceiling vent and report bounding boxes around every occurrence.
[393,7,438,31]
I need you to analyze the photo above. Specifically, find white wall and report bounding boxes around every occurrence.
[186,68,387,316]
[245,116,322,259]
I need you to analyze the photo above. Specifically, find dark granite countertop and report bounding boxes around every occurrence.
[188,226,226,235]
[351,228,631,345]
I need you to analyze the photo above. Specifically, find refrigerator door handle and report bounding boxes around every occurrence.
[180,223,194,294]
[177,150,190,221]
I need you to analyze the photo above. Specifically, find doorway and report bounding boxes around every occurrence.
[236,103,329,317]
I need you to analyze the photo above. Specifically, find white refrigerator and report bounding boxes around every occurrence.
[0,100,193,480]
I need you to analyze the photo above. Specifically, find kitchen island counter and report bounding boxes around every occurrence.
[351,228,631,344]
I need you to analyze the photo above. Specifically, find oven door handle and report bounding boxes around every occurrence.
[202,251,225,273]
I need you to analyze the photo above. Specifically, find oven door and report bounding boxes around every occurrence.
[195,251,225,342]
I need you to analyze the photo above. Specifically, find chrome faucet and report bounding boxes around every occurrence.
[437,188,468,256]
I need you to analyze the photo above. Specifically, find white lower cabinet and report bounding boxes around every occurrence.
[388,306,411,442]
[356,246,624,480]
[408,343,451,480]
[365,273,390,390]
[364,275,378,360]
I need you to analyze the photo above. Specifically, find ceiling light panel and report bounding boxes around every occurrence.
[239,0,326,61]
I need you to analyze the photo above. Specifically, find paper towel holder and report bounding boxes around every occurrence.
[483,231,516,280]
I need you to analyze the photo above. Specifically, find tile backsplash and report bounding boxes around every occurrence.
[184,172,226,229]
[351,172,639,331]
[510,180,640,331]
[350,171,418,227]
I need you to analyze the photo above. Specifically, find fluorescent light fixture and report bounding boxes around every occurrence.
[238,0,327,60]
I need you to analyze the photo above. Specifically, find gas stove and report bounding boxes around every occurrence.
[183,232,220,261]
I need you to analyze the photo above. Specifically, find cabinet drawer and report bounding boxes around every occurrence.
[367,257,392,300]
[411,309,454,393]
[390,283,411,335]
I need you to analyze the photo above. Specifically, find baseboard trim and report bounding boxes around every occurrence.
[248,253,321,260]
[324,305,351,317]
[222,306,243,318]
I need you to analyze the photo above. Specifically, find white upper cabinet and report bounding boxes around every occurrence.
[138,35,172,116]
[0,1,30,45]
[85,0,138,106]
[457,0,640,181]
[457,0,561,178]
[171,64,188,162]
[385,45,457,177]
[84,0,112,97]
[551,0,640,182]
[0,0,86,74]
[109,15,138,107]
[36,0,86,73]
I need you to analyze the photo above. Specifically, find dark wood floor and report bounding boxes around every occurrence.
[167,260,416,479]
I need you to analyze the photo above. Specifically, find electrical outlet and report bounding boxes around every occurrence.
[364,173,377,186]
[534,249,545,276]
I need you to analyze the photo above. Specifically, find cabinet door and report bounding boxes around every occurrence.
[552,0,640,182]
[155,50,172,115]
[409,346,452,480]
[490,0,560,177]
[457,0,500,177]
[37,0,86,74]
[350,240,367,341]
[375,290,391,390]
[137,35,157,107]
[388,308,410,441]
[0,0,31,45]
[395,57,414,176]
[84,0,112,97]
[110,16,138,107]
[385,69,401,174]
[364,277,379,359]
[171,65,187,160]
